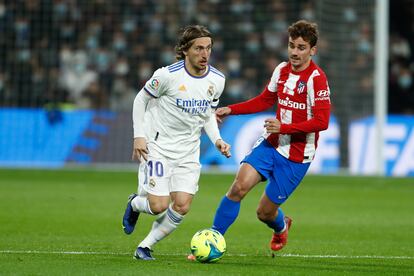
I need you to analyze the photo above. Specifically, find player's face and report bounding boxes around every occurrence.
[184,37,212,76]
[288,37,316,72]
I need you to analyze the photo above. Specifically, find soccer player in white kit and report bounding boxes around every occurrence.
[122,25,231,260]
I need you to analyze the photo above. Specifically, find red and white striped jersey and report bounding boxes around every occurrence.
[229,60,331,163]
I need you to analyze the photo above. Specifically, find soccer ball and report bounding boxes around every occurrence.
[190,229,226,263]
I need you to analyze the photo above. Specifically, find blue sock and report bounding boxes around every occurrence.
[265,208,285,233]
[212,196,240,235]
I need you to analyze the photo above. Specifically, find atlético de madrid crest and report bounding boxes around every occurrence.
[297,81,306,94]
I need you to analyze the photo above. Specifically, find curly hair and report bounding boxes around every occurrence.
[288,20,319,47]
[175,25,213,60]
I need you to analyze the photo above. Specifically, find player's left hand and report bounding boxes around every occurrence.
[215,107,231,123]
[264,118,281,134]
[215,139,231,158]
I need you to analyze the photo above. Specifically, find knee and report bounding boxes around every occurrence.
[148,201,169,215]
[171,202,190,216]
[256,207,273,223]
[227,179,249,201]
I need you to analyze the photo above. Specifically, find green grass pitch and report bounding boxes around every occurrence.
[0,169,413,275]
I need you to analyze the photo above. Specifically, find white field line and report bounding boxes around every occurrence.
[0,250,413,260]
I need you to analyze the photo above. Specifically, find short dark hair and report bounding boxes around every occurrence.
[288,20,319,47]
[175,25,213,60]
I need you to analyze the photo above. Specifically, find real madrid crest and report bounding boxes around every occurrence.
[207,86,214,97]
[149,178,156,188]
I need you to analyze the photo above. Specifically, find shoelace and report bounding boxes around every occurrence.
[142,247,153,256]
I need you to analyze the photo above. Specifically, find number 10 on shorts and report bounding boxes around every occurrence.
[148,160,164,177]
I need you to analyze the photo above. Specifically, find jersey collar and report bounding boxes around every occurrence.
[184,63,210,79]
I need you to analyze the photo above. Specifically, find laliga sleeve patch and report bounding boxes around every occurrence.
[149,78,160,90]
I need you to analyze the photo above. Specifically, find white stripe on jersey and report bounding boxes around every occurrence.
[307,69,320,109]
[304,133,316,160]
[277,108,292,158]
[283,73,300,96]
[303,69,321,160]
[277,71,297,158]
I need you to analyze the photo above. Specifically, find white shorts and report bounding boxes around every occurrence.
[137,149,201,197]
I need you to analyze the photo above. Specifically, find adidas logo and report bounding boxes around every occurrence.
[178,84,187,92]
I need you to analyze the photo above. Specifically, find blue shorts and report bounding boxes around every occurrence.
[242,138,310,205]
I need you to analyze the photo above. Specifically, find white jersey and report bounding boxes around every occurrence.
[139,60,225,160]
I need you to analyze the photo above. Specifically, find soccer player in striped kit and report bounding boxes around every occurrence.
[211,20,331,252]
[122,25,231,260]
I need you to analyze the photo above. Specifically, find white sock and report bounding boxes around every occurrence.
[131,196,154,215]
[139,205,184,249]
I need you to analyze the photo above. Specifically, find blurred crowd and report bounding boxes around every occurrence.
[0,0,413,114]
[389,0,414,114]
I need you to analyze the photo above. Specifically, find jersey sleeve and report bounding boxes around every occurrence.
[280,107,330,134]
[143,68,168,98]
[228,63,286,114]
[267,62,288,92]
[203,113,222,144]
[312,74,331,110]
[211,77,225,109]
[132,89,152,138]
[229,87,276,114]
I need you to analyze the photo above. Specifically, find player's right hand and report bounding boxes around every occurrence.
[215,107,232,123]
[264,118,281,134]
[132,137,148,162]
[215,139,231,158]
